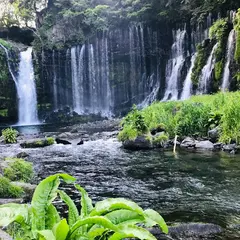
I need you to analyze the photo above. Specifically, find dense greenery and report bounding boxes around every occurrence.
[0,176,23,198]
[3,158,33,182]
[0,173,168,240]
[1,0,238,47]
[191,43,212,87]
[1,127,18,143]
[209,18,228,88]
[118,91,240,144]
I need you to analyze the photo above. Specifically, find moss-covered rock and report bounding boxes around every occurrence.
[0,176,23,198]
[20,137,55,148]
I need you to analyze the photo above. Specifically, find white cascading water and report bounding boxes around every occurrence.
[221,29,235,91]
[181,54,196,100]
[70,35,112,116]
[71,45,85,114]
[138,74,160,108]
[197,43,218,94]
[163,29,186,100]
[0,44,39,125]
[16,47,39,125]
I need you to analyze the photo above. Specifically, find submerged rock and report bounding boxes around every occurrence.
[222,144,236,152]
[16,152,29,158]
[77,139,84,145]
[150,223,222,240]
[123,135,153,150]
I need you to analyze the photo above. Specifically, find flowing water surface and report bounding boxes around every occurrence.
[1,131,240,238]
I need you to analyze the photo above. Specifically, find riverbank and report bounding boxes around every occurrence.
[118,91,240,153]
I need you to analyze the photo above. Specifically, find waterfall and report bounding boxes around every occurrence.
[52,50,58,110]
[138,74,160,108]
[0,45,39,125]
[181,54,196,100]
[197,43,218,94]
[71,45,85,114]
[163,29,186,100]
[221,29,235,91]
[70,34,112,116]
[0,44,18,83]
[17,48,39,125]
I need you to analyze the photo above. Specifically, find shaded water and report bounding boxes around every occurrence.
[2,136,240,238]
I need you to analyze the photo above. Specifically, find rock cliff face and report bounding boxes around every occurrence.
[0,10,239,122]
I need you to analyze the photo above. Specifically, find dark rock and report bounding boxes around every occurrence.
[150,223,222,240]
[77,139,84,145]
[12,182,36,202]
[208,127,220,143]
[222,144,236,152]
[195,140,214,150]
[16,152,29,158]
[180,137,196,149]
[123,135,153,150]
[213,142,223,150]
[56,138,71,145]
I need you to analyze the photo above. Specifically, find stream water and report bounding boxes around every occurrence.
[1,130,240,239]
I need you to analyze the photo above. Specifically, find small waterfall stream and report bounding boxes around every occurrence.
[221,29,235,91]
[181,54,196,100]
[0,45,39,125]
[163,29,186,100]
[197,43,218,94]
[16,48,39,125]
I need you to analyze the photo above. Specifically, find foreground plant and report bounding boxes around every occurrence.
[0,173,168,240]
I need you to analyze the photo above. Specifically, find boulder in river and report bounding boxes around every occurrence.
[180,137,196,149]
[150,223,222,239]
[123,135,153,150]
[195,140,214,150]
[20,138,55,148]
[208,127,220,143]
[55,138,71,145]
[222,144,236,152]
[77,139,84,145]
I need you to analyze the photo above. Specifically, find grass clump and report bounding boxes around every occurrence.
[118,105,149,141]
[3,158,33,182]
[153,133,169,146]
[118,91,240,144]
[46,137,55,145]
[0,176,23,198]
[1,127,18,143]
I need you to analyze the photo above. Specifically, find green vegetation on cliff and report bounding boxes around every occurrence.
[119,91,240,144]
[209,18,228,88]
[234,9,240,63]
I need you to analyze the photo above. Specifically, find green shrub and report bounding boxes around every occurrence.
[0,176,23,198]
[153,133,169,146]
[118,125,138,141]
[175,102,211,137]
[0,173,168,240]
[46,137,55,145]
[1,127,18,143]
[3,158,33,182]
